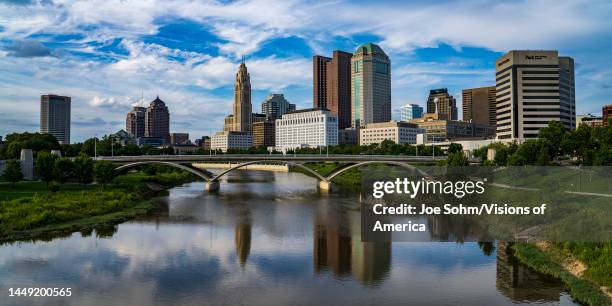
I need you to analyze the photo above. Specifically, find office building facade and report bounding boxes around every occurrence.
[426,88,457,120]
[144,96,170,142]
[126,106,146,138]
[261,93,296,120]
[351,43,391,127]
[275,109,338,151]
[495,50,575,140]
[253,120,275,147]
[359,121,424,146]
[410,113,495,143]
[313,55,331,109]
[462,86,496,126]
[170,133,189,145]
[211,131,252,152]
[40,94,71,144]
[603,104,612,126]
[400,104,423,121]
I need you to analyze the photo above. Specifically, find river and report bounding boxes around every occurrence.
[0,170,578,305]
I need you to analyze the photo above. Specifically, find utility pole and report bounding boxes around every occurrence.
[94,134,97,160]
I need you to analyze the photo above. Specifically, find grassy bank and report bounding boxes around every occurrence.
[513,243,611,305]
[0,170,197,242]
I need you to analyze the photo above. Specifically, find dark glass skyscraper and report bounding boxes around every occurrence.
[40,94,71,144]
[145,96,170,142]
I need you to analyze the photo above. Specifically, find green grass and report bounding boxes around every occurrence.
[557,242,612,288]
[513,243,611,306]
[0,181,97,201]
[0,170,197,242]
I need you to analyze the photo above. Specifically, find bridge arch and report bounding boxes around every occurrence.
[209,160,329,182]
[325,161,429,181]
[114,161,213,181]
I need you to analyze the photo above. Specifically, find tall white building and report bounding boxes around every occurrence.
[400,104,423,121]
[275,109,338,151]
[495,50,575,140]
[211,131,252,152]
[359,121,424,146]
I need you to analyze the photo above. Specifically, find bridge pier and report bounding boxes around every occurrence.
[205,180,220,192]
[318,180,331,192]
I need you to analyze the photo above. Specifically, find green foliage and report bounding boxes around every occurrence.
[73,153,94,184]
[445,151,469,166]
[538,120,566,157]
[493,147,508,166]
[93,161,116,188]
[48,181,60,192]
[513,244,611,306]
[35,151,57,187]
[1,132,60,159]
[53,157,74,184]
[3,160,23,187]
[447,143,463,154]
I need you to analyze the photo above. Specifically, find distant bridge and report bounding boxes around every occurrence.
[101,154,465,192]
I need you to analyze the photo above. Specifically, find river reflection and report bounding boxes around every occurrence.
[0,170,578,306]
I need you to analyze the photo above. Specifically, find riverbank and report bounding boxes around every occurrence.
[0,170,197,243]
[513,243,612,306]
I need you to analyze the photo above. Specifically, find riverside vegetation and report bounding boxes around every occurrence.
[0,153,197,242]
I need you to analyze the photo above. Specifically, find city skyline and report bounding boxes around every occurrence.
[1,0,611,141]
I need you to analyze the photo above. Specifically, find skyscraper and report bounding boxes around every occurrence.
[40,94,71,144]
[261,93,295,120]
[126,106,146,138]
[313,55,331,109]
[462,86,496,126]
[495,50,575,139]
[400,104,423,121]
[144,96,170,142]
[327,51,353,129]
[351,43,391,127]
[426,88,457,120]
[225,61,252,133]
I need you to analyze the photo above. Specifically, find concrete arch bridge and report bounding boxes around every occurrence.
[106,154,442,192]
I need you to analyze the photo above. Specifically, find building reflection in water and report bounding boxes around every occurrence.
[234,205,252,268]
[313,201,391,286]
[496,241,566,303]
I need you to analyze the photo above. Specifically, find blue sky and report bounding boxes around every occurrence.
[0,0,611,142]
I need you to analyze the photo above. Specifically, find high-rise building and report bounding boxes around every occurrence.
[313,55,331,109]
[426,88,457,120]
[252,120,275,147]
[327,51,353,129]
[40,94,71,144]
[400,104,423,121]
[261,93,296,120]
[495,50,575,139]
[126,106,146,138]
[226,61,252,133]
[462,86,496,126]
[603,104,612,126]
[351,43,391,127]
[144,96,170,142]
[170,133,189,145]
[275,109,338,151]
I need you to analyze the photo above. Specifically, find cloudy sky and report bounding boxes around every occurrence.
[1,0,611,142]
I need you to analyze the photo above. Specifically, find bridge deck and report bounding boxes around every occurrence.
[98,154,460,163]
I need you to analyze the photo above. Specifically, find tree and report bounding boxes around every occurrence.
[538,120,566,157]
[494,147,508,166]
[93,161,116,188]
[35,151,57,187]
[536,146,551,166]
[73,153,94,184]
[3,132,60,159]
[446,151,469,166]
[447,143,463,155]
[53,157,74,184]
[3,159,23,188]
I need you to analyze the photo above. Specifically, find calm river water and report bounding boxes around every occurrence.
[0,171,578,305]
